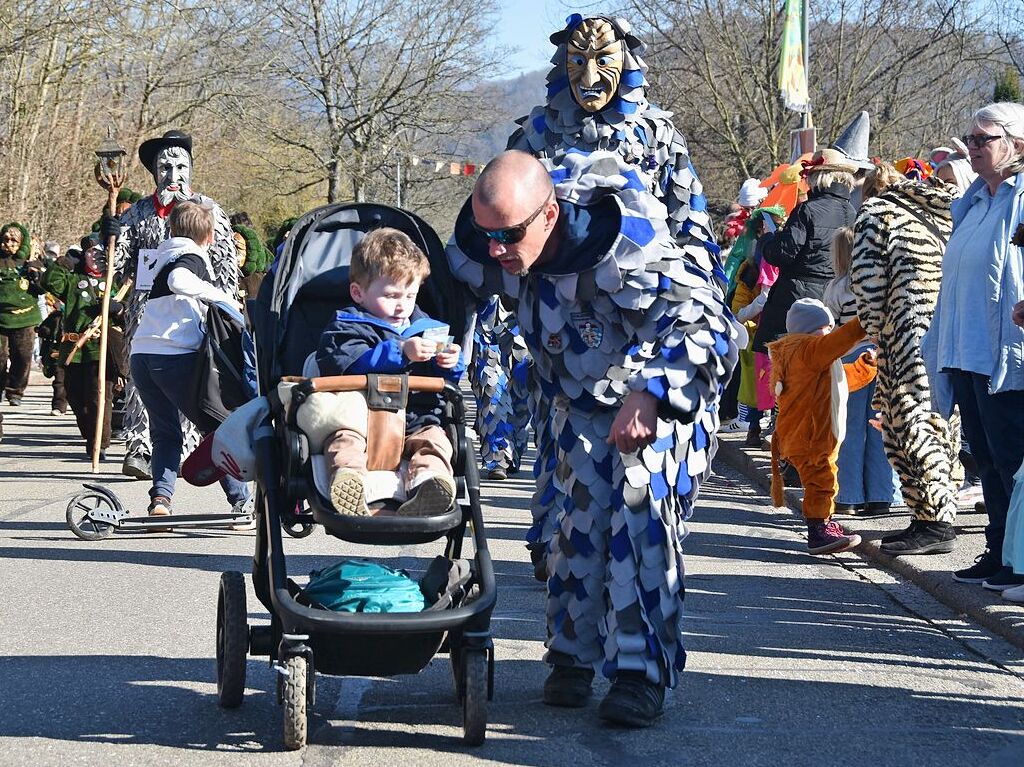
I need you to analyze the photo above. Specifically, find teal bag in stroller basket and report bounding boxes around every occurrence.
[303,560,426,614]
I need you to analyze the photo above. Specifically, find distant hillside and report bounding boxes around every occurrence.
[461,69,548,163]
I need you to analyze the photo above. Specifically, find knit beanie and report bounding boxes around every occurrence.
[737,178,768,208]
[786,298,834,334]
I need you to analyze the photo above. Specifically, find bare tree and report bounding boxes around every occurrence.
[625,0,994,204]
[250,0,499,203]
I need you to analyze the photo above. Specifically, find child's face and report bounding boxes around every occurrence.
[351,276,421,326]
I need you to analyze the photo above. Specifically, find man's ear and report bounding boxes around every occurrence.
[543,197,559,230]
[350,282,363,303]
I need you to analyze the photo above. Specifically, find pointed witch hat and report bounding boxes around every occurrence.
[831,111,874,170]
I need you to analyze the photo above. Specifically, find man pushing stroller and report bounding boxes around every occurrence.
[315,227,464,517]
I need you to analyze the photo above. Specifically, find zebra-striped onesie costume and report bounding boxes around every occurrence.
[850,181,959,523]
[114,194,238,463]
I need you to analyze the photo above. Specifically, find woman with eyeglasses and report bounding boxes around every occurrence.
[923,101,1024,590]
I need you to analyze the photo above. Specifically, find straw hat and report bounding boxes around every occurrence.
[801,148,862,176]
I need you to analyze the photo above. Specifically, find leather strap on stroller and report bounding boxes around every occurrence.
[365,374,407,471]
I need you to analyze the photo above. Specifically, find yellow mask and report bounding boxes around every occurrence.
[1,227,23,257]
[566,18,624,113]
[233,231,248,269]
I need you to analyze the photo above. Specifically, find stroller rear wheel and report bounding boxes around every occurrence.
[216,572,248,708]
[281,655,308,750]
[462,650,488,746]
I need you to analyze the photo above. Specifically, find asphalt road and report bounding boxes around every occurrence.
[0,380,1022,766]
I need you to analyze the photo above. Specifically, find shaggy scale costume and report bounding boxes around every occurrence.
[493,15,719,564]
[471,295,532,474]
[115,194,237,461]
[448,152,739,685]
[850,181,960,523]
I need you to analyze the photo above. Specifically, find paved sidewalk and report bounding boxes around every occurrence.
[715,430,1024,650]
[0,381,1022,765]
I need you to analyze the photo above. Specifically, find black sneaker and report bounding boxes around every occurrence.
[487,467,508,481]
[598,671,665,727]
[834,502,864,515]
[982,567,1024,592]
[879,520,955,555]
[543,665,595,708]
[952,551,1002,583]
[529,545,547,583]
[744,427,763,448]
[780,460,802,488]
[122,453,152,480]
[858,502,892,517]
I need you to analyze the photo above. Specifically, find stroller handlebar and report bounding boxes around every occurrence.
[281,374,446,394]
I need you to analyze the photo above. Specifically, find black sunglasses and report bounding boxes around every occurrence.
[961,133,1003,149]
[472,193,552,245]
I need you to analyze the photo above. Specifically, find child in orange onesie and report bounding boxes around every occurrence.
[768,298,877,554]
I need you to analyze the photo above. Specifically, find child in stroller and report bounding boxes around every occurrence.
[315,227,464,517]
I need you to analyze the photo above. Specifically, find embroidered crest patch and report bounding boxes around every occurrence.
[572,311,604,348]
[546,333,563,351]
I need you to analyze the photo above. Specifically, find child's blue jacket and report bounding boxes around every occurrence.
[316,304,465,432]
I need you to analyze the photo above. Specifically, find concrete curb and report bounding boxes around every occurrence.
[716,433,1024,652]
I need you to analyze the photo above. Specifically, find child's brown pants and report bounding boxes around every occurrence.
[326,424,453,485]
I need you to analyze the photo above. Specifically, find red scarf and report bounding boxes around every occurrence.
[152,194,177,219]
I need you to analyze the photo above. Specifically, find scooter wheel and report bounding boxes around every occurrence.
[66,491,115,541]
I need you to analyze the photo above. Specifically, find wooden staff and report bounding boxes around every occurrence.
[93,154,127,473]
[64,279,132,366]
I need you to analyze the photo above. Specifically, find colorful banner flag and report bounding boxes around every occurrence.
[779,0,810,113]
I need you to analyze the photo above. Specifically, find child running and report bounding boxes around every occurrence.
[315,227,464,517]
[768,298,875,554]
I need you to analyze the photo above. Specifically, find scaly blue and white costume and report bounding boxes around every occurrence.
[471,295,532,476]
[502,14,721,567]
[448,152,740,685]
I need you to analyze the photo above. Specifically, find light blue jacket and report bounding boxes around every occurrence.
[923,171,1024,415]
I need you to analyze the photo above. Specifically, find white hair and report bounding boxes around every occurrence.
[972,102,1024,174]
[807,169,855,192]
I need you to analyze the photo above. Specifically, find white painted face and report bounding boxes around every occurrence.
[153,147,193,205]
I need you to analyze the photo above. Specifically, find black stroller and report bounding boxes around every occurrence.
[214,203,496,749]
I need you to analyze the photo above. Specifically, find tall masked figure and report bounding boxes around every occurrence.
[495,14,720,576]
[107,130,237,478]
[448,150,739,726]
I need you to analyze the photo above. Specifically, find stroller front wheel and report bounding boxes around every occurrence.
[281,655,308,750]
[282,521,315,538]
[462,650,488,746]
[216,572,248,708]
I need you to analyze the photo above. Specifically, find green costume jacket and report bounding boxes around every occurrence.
[0,257,43,330]
[41,262,120,366]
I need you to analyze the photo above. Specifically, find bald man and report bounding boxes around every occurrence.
[447,150,740,727]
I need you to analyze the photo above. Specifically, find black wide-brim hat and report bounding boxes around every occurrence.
[138,130,193,171]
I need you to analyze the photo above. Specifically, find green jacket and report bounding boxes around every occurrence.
[41,262,116,365]
[0,257,43,329]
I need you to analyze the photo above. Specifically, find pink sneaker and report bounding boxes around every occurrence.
[807,519,861,555]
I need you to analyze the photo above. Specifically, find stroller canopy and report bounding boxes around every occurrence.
[255,203,469,388]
